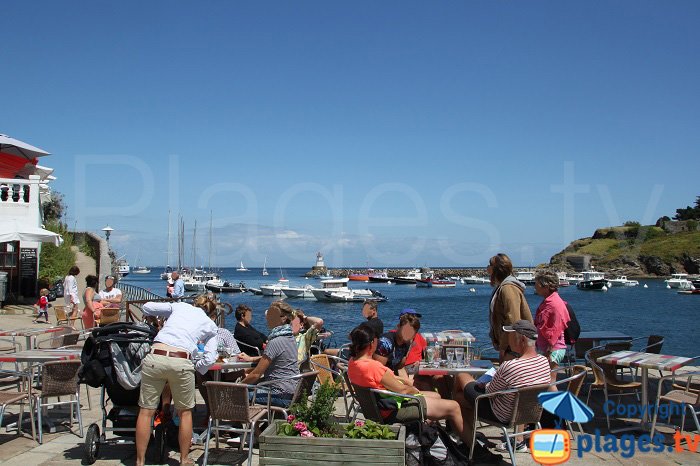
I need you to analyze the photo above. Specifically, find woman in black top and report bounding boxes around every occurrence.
[233,304,268,355]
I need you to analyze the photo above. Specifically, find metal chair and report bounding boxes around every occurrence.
[309,354,359,422]
[234,338,262,357]
[202,382,268,466]
[36,328,79,349]
[650,370,700,437]
[0,338,22,388]
[468,383,550,466]
[33,360,84,444]
[0,368,35,440]
[585,348,642,430]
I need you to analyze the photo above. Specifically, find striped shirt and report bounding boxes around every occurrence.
[486,354,551,423]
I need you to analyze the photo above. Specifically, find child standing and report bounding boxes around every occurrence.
[34,288,50,323]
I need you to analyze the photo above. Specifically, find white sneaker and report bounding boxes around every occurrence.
[495,440,528,453]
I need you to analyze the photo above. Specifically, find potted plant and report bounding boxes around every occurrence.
[259,381,405,465]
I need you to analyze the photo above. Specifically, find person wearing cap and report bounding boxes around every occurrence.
[99,275,123,306]
[373,309,421,376]
[453,320,551,455]
[486,253,533,362]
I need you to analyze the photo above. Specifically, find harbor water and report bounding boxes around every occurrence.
[121,268,699,358]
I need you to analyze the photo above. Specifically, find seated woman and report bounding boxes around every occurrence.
[347,324,499,462]
[82,274,104,329]
[233,304,268,355]
[240,301,301,407]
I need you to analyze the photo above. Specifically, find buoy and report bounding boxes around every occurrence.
[602,285,608,292]
[305,277,309,280]
[666,285,671,289]
[469,288,476,293]
[387,281,392,285]
[643,284,648,288]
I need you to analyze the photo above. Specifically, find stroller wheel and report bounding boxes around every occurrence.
[84,424,100,464]
[152,422,168,463]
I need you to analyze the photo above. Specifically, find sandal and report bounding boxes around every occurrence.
[180,458,195,466]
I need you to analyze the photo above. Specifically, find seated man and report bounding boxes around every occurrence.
[325,300,383,360]
[373,309,421,380]
[453,320,551,454]
[99,275,122,307]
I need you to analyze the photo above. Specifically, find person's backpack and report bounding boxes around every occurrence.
[406,423,469,466]
[564,302,581,345]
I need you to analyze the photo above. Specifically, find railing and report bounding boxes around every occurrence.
[120,283,231,327]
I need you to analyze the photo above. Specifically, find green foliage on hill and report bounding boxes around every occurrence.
[39,221,76,284]
[639,230,700,262]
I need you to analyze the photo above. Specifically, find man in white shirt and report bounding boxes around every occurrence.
[99,275,123,306]
[134,296,219,466]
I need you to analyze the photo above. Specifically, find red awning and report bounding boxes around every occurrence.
[0,153,37,179]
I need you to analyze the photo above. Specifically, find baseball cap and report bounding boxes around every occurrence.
[502,320,538,340]
[400,308,422,318]
[105,275,116,281]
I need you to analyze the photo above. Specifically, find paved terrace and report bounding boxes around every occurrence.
[1,309,699,465]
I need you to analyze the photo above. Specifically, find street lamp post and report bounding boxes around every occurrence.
[101,225,114,247]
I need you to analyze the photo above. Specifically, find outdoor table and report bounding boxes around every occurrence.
[0,327,67,350]
[597,350,693,427]
[422,330,476,346]
[578,331,631,347]
[0,348,82,364]
[418,359,492,377]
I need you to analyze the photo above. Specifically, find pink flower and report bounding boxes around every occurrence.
[293,421,307,432]
[300,429,314,437]
[355,420,365,427]
[286,415,296,423]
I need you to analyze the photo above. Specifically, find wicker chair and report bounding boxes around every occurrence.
[36,328,79,349]
[53,305,83,329]
[34,360,83,444]
[202,382,268,466]
[0,368,35,440]
[585,348,642,430]
[468,382,550,466]
[253,370,319,422]
[309,354,359,422]
[350,383,426,425]
[650,371,700,437]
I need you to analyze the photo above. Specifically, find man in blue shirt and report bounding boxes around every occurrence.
[171,271,185,299]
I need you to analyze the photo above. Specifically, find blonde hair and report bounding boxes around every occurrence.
[268,301,295,324]
[40,288,49,296]
[193,294,218,317]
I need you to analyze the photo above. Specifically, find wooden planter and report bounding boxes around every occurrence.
[259,421,405,465]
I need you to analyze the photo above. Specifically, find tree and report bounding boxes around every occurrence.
[42,191,65,222]
[673,196,700,221]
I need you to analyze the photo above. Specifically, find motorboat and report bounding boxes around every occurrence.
[577,271,608,291]
[260,278,290,296]
[568,273,584,285]
[205,280,247,293]
[282,284,317,299]
[160,265,173,280]
[677,280,695,291]
[236,260,249,272]
[665,273,692,289]
[416,278,457,288]
[247,287,263,295]
[318,288,388,303]
[556,272,570,287]
[317,274,334,280]
[133,266,151,274]
[393,268,432,285]
[462,275,490,285]
[117,259,130,277]
[608,276,640,287]
[515,270,536,285]
[182,271,207,291]
[368,269,392,283]
[349,273,370,282]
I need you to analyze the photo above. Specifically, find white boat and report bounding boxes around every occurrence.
[462,275,490,285]
[577,271,608,291]
[236,260,249,272]
[182,270,208,291]
[608,275,640,287]
[132,266,151,274]
[117,258,130,277]
[282,284,317,299]
[665,273,692,289]
[678,280,696,291]
[310,278,386,302]
[568,273,584,284]
[515,270,535,285]
[393,268,431,285]
[317,274,334,280]
[260,278,290,296]
[556,272,570,287]
[262,257,269,276]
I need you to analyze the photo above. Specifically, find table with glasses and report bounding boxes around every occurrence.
[422,331,476,369]
[418,359,493,377]
[0,326,67,350]
[597,350,694,426]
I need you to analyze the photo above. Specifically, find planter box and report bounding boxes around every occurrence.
[259,420,405,466]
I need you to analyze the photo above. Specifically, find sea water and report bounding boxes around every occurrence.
[122,268,699,358]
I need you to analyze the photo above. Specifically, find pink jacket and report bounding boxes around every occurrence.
[534,292,570,352]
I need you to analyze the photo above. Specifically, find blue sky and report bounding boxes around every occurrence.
[3,1,699,268]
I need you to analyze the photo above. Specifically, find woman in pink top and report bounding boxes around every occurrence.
[533,270,570,376]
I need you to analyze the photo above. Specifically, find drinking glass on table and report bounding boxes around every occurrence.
[425,345,435,366]
[433,344,442,367]
[454,347,464,367]
[446,348,455,368]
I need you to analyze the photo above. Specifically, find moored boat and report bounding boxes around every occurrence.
[282,284,317,299]
[205,280,246,293]
[260,278,290,296]
[608,275,640,287]
[577,271,608,291]
[416,278,457,288]
[665,273,692,289]
[515,270,536,285]
[133,266,151,274]
[236,260,249,272]
[462,275,490,285]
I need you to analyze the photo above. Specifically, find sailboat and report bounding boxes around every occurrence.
[262,257,269,276]
[132,248,151,274]
[237,260,249,272]
[161,210,172,280]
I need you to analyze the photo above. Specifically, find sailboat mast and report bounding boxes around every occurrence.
[209,211,213,271]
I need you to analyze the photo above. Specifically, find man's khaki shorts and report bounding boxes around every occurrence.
[139,353,196,410]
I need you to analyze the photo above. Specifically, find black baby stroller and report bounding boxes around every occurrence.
[79,322,162,464]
